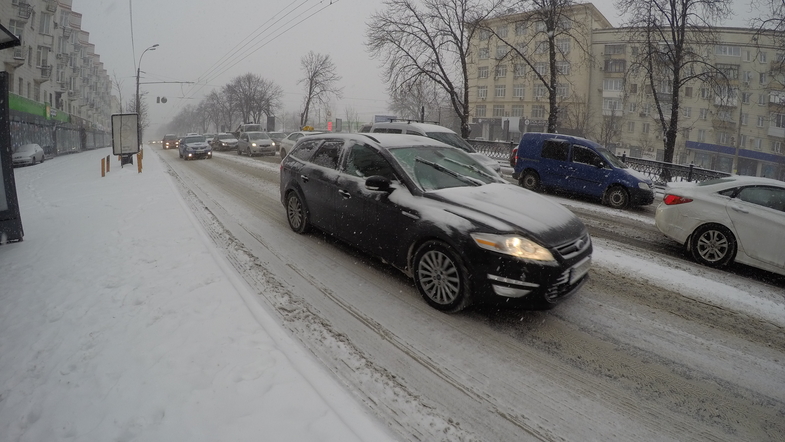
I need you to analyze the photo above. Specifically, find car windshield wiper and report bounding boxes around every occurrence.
[415,157,484,187]
[443,157,495,180]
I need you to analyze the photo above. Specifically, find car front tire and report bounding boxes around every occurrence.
[520,169,540,191]
[280,147,287,159]
[285,191,311,233]
[691,223,737,267]
[605,186,630,209]
[413,241,472,312]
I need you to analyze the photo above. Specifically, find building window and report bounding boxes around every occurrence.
[741,113,748,125]
[604,44,625,55]
[718,132,729,144]
[556,38,570,54]
[772,113,785,128]
[683,107,691,118]
[477,86,487,99]
[754,138,762,150]
[759,94,767,105]
[39,13,53,35]
[757,115,765,127]
[495,65,507,78]
[9,20,24,39]
[773,141,783,153]
[760,51,768,63]
[684,86,693,98]
[513,84,525,98]
[556,61,570,75]
[627,121,635,132]
[533,84,547,98]
[628,102,637,113]
[604,59,626,73]
[698,129,706,142]
[511,105,524,117]
[534,62,548,76]
[479,47,489,59]
[536,21,547,32]
[535,41,548,54]
[700,108,708,120]
[515,22,526,36]
[603,98,622,112]
[495,84,506,98]
[603,78,623,91]
[740,134,747,147]
[514,63,526,77]
[475,105,486,117]
[493,105,505,117]
[556,83,569,97]
[715,45,741,57]
[531,104,546,118]
[642,103,651,115]
[742,92,751,104]
[479,29,490,40]
[477,66,489,79]
[496,26,508,38]
[496,45,508,59]
[642,122,650,133]
[760,72,768,84]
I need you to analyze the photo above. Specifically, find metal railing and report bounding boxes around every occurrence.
[620,155,732,185]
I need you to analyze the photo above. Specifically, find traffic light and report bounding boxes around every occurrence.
[327,121,333,132]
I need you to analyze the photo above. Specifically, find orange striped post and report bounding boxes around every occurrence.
[101,157,106,177]
[106,155,110,172]
[137,153,143,173]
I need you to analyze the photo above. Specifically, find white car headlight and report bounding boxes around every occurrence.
[638,182,651,190]
[470,233,555,262]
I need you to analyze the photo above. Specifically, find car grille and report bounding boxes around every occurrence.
[554,232,591,259]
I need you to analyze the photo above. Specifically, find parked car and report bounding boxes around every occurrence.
[178,135,212,160]
[280,133,592,312]
[268,131,287,146]
[512,132,654,209]
[369,121,502,176]
[237,131,276,156]
[278,130,325,158]
[655,176,785,276]
[12,143,45,166]
[162,134,179,150]
[211,133,239,151]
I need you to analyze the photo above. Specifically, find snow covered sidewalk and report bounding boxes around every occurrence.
[0,147,397,442]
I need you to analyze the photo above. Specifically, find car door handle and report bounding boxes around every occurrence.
[730,205,748,213]
[300,175,309,183]
[338,190,351,199]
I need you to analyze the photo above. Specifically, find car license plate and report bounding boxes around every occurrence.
[569,257,591,284]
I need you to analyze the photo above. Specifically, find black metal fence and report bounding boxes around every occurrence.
[620,155,732,185]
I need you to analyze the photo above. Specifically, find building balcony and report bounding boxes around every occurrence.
[17,3,32,20]
[712,118,736,130]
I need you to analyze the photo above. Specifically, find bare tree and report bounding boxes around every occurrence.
[298,52,343,128]
[367,0,506,138]
[125,94,150,140]
[112,72,124,113]
[224,73,283,127]
[485,1,597,133]
[388,78,451,123]
[616,0,733,167]
[343,105,360,133]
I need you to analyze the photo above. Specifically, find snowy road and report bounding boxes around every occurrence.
[157,147,785,442]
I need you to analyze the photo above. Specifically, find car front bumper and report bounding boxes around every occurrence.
[12,157,33,166]
[184,150,212,159]
[629,186,655,206]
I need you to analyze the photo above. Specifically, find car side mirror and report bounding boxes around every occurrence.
[365,175,392,192]
[596,161,606,169]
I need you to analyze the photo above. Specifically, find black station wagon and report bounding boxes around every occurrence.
[280,133,592,312]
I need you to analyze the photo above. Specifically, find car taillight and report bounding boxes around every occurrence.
[663,194,693,205]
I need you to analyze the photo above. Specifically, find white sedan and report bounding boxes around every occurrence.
[655,176,785,276]
[12,143,45,167]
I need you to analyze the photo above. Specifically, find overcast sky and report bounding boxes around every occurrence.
[74,0,758,138]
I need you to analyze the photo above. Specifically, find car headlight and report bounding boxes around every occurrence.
[470,232,555,262]
[638,182,651,190]
[251,142,257,147]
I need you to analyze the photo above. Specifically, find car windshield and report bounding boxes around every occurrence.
[249,132,271,140]
[389,145,500,191]
[596,146,628,169]
[15,145,36,153]
[184,136,206,143]
[218,134,234,140]
[425,131,476,153]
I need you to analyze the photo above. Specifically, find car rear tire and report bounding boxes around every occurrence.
[413,241,472,313]
[690,224,737,267]
[604,186,630,209]
[285,191,311,233]
[519,170,540,191]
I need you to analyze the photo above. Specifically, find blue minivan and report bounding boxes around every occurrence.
[511,133,654,209]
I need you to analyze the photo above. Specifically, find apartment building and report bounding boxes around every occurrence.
[469,3,785,180]
[2,0,114,132]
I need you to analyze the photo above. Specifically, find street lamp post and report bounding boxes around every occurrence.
[135,44,158,145]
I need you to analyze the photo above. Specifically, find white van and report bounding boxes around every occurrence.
[369,121,502,176]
